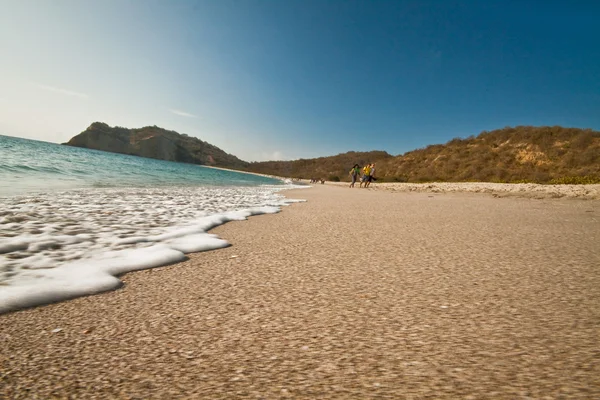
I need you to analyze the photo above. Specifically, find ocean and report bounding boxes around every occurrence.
[0,135,305,313]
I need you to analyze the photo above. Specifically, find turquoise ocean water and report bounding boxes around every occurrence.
[0,135,281,196]
[0,134,304,313]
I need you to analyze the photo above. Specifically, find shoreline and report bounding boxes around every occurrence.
[1,184,599,398]
[205,162,600,200]
[0,184,305,315]
[200,164,294,183]
[202,164,600,200]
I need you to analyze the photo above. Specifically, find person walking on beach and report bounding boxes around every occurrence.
[360,163,371,188]
[349,164,360,188]
[366,163,376,188]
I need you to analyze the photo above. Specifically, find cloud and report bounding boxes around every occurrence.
[170,109,198,118]
[271,151,284,160]
[260,150,285,161]
[32,83,89,98]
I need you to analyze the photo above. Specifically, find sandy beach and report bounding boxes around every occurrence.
[332,181,600,200]
[1,184,599,399]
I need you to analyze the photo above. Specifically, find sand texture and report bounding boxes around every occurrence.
[1,185,599,399]
[331,181,600,200]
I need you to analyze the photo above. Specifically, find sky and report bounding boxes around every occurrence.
[1,0,599,161]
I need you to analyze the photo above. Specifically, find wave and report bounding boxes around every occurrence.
[0,185,307,313]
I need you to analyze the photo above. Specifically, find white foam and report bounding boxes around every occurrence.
[166,234,229,253]
[0,184,307,313]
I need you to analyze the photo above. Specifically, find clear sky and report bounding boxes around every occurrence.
[1,0,599,161]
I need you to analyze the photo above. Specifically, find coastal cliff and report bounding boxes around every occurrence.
[65,122,248,169]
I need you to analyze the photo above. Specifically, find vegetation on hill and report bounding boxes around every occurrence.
[245,151,393,182]
[245,126,600,184]
[65,122,248,169]
[66,124,599,184]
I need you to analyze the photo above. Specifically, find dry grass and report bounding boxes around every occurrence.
[245,126,600,184]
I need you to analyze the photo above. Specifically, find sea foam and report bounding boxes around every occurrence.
[0,185,306,313]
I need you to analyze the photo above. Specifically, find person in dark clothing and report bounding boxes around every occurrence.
[349,164,360,188]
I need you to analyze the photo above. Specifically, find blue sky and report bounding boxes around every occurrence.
[1,0,598,161]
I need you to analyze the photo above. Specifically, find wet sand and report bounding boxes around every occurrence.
[1,184,599,399]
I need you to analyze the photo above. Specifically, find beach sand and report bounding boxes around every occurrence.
[332,181,600,200]
[2,184,599,399]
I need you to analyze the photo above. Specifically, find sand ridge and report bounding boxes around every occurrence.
[1,184,599,399]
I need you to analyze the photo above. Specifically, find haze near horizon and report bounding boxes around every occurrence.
[1,0,598,161]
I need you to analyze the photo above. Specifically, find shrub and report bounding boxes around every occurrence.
[549,176,600,185]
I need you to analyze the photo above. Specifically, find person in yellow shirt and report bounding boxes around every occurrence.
[359,164,371,188]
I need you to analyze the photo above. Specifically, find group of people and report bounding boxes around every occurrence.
[349,163,376,188]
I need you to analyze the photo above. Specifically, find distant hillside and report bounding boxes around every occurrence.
[66,124,599,184]
[245,126,600,184]
[379,126,600,183]
[245,151,394,181]
[65,122,248,169]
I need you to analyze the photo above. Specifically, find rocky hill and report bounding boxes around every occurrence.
[65,122,248,169]
[246,126,600,184]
